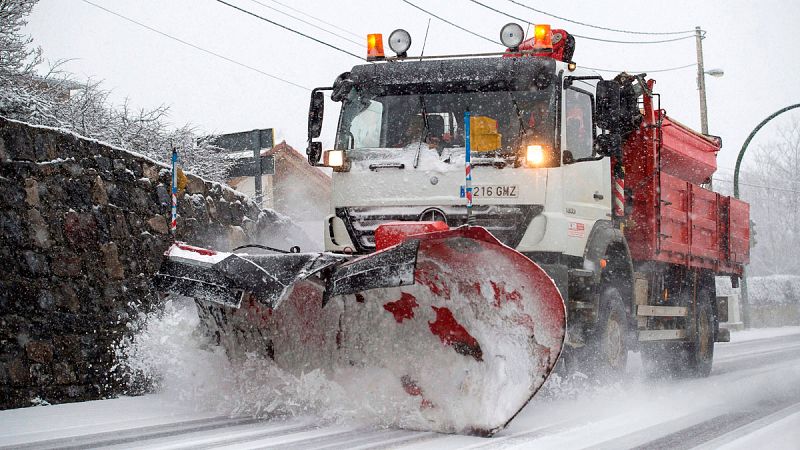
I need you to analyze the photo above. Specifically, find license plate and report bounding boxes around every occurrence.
[461,185,519,198]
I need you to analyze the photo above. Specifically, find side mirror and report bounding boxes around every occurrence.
[308,90,325,140]
[594,133,621,158]
[595,80,621,131]
[330,72,352,102]
[307,141,322,165]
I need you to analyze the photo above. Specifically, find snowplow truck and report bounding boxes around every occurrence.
[155,24,749,436]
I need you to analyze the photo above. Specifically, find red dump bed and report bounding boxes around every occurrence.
[622,81,749,275]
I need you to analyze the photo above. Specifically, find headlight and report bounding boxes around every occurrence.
[323,150,350,171]
[326,150,344,167]
[526,144,544,166]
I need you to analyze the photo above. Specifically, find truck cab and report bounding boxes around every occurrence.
[315,55,611,265]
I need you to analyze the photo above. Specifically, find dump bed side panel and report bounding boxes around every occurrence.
[659,116,719,184]
[726,197,751,265]
[622,106,747,275]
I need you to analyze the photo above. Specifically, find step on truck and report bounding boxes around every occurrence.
[156,23,750,435]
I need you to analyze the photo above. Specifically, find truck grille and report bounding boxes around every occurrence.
[336,204,543,253]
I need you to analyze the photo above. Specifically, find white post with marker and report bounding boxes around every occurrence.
[171,148,178,235]
[464,111,474,225]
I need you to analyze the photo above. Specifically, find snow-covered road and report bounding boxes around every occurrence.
[2,327,799,449]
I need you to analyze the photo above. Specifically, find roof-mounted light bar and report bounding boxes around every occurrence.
[500,23,525,50]
[388,29,412,58]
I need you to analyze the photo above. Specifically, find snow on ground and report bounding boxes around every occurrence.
[729,325,800,342]
[2,315,798,449]
[707,402,800,450]
[0,395,221,447]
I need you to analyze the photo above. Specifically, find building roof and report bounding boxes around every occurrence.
[264,141,332,186]
[225,141,330,194]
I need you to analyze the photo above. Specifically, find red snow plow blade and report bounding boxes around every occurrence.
[155,226,565,436]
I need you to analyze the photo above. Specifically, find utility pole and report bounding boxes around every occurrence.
[695,26,709,135]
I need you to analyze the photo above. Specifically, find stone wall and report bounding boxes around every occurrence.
[0,117,308,409]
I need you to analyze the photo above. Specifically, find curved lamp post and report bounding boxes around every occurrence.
[733,103,800,328]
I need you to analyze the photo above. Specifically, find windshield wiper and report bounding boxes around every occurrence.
[412,95,429,169]
[510,92,528,138]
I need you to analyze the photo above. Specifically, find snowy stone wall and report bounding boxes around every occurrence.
[0,117,308,409]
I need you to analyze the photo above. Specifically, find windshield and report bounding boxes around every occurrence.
[335,86,557,160]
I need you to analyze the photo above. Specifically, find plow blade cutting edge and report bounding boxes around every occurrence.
[154,226,566,436]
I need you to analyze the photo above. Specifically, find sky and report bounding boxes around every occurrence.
[24,0,800,181]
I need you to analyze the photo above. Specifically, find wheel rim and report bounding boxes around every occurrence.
[698,309,711,361]
[605,319,623,366]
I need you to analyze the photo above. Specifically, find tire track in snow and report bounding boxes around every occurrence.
[2,416,261,450]
[695,401,800,449]
[255,427,408,449]
[294,429,419,450]
[116,420,322,449]
[629,396,800,450]
[346,431,442,449]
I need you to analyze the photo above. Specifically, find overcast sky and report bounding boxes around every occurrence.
[25,0,800,182]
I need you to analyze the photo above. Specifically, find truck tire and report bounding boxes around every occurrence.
[593,286,628,376]
[642,290,715,378]
[685,290,715,377]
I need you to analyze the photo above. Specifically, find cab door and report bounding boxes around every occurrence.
[561,82,611,223]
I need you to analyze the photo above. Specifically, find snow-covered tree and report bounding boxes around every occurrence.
[0,0,233,182]
[0,0,43,118]
[741,119,800,276]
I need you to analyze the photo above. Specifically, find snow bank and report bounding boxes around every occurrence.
[747,275,800,305]
[730,326,800,343]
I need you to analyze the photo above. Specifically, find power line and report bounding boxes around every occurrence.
[263,0,362,40]
[716,168,800,186]
[467,0,696,44]
[713,177,800,194]
[247,0,363,47]
[400,0,500,45]
[504,0,697,36]
[574,33,694,45]
[582,63,697,74]
[79,0,310,91]
[399,1,698,74]
[214,0,366,61]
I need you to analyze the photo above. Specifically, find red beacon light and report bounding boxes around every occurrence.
[504,23,576,63]
[367,33,385,61]
[532,24,553,52]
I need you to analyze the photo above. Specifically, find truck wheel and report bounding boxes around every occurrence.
[642,291,714,378]
[685,291,715,377]
[594,286,628,376]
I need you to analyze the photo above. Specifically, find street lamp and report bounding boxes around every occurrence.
[733,103,800,328]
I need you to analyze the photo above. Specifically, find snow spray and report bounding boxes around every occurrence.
[170,148,178,234]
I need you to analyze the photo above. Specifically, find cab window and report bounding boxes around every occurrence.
[564,88,595,161]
